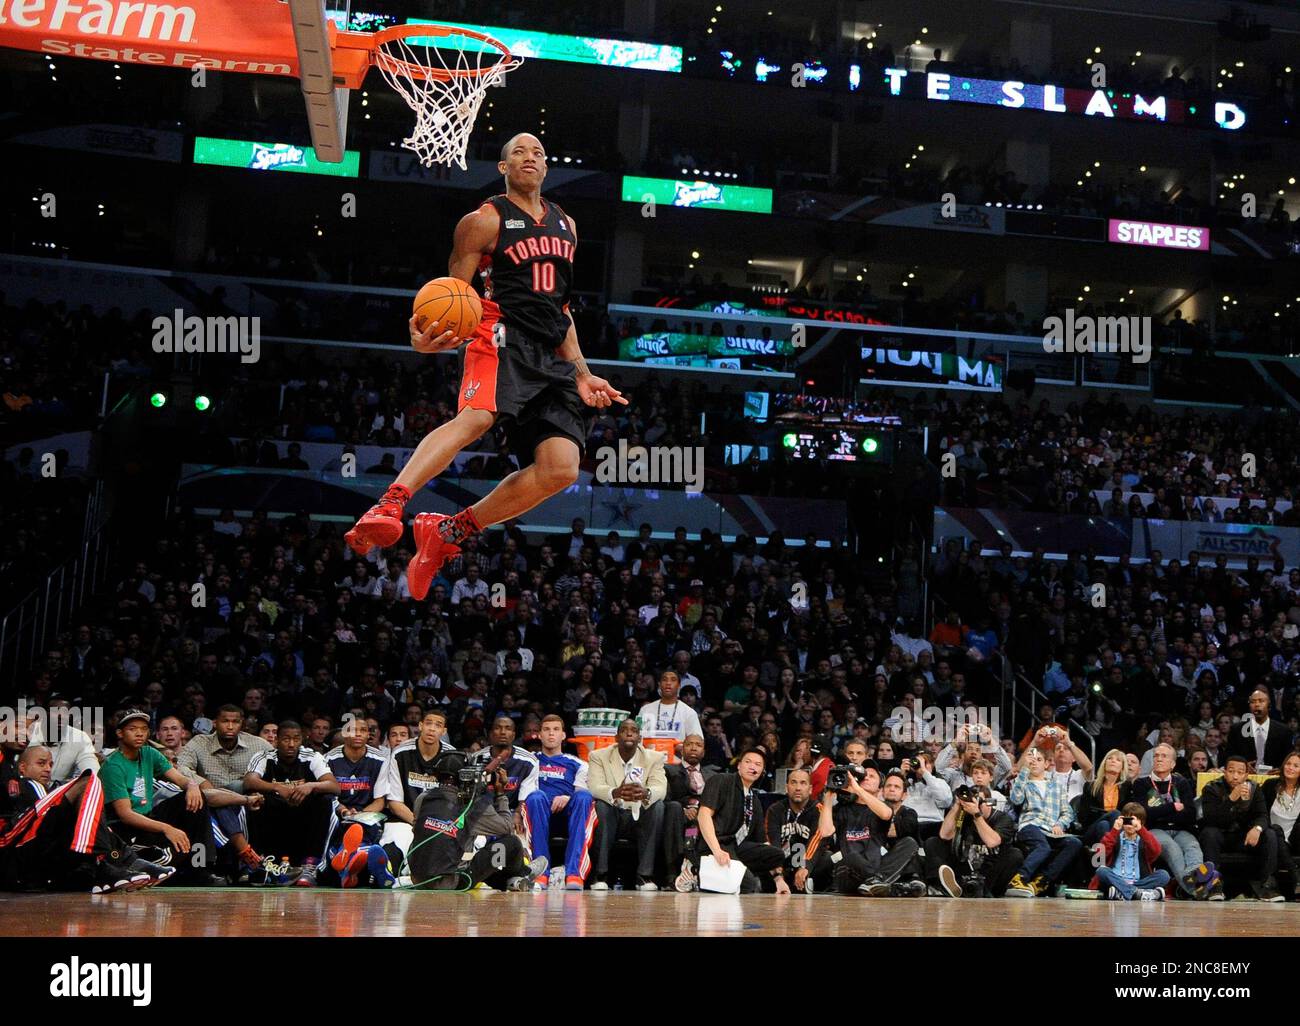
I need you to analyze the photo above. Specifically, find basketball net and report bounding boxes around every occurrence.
[373,27,521,170]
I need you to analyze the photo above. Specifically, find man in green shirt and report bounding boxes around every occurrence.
[101,710,221,884]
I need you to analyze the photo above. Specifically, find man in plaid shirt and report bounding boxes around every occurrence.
[1006,743,1081,897]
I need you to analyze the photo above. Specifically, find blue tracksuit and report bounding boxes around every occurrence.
[522,752,596,882]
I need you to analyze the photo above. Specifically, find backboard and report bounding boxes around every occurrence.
[0,0,515,166]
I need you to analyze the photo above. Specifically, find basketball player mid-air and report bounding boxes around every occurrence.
[344,132,627,598]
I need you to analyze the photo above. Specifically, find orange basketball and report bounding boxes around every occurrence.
[412,276,482,344]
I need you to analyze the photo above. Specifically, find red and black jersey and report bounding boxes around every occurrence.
[478,194,575,347]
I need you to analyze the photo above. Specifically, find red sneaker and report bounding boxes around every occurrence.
[345,485,409,555]
[330,823,363,873]
[407,512,462,601]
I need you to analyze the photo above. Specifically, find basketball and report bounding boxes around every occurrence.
[412,276,482,342]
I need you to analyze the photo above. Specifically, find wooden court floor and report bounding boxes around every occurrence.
[4,889,1299,937]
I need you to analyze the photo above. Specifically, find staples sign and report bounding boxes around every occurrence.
[1107,219,1210,252]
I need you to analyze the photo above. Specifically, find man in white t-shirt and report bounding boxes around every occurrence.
[1050,738,1093,802]
[638,670,703,741]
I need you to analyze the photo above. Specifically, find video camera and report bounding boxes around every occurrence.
[826,762,867,797]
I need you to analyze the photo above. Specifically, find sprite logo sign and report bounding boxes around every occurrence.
[621,175,773,214]
[193,137,360,177]
[250,143,306,171]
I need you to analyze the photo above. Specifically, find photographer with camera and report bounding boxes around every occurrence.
[898,750,953,841]
[806,760,905,896]
[1088,803,1169,901]
[405,751,546,891]
[924,783,1021,898]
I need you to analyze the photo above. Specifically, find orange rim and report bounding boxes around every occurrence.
[366,23,519,83]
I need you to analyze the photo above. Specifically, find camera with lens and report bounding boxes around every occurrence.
[827,763,866,797]
[953,784,977,804]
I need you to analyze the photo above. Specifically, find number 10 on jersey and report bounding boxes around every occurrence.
[531,261,556,294]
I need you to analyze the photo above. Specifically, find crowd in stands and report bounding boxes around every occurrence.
[2,486,1299,899]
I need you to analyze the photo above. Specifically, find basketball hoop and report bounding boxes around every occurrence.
[369,24,521,170]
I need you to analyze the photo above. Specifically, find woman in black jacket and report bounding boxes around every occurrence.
[1262,751,1300,858]
[1077,748,1133,846]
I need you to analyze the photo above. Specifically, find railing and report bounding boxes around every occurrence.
[0,482,114,688]
[1005,662,1097,770]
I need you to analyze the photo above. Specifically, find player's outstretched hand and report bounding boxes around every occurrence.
[577,373,628,408]
[409,314,464,354]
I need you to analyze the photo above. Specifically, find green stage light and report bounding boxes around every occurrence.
[150,392,167,408]
[861,436,879,453]
[194,395,211,412]
[782,433,798,449]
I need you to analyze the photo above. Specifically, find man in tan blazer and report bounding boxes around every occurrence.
[587,719,667,890]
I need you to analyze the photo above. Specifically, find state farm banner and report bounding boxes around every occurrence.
[0,0,303,78]
[1108,218,1210,252]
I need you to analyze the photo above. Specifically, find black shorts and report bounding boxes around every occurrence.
[458,322,591,467]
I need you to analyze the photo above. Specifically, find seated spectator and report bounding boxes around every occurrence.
[880,768,926,895]
[1006,746,1081,896]
[588,719,667,890]
[1263,751,1300,870]
[1090,803,1171,901]
[1049,737,1093,802]
[177,705,274,878]
[1130,743,1212,899]
[156,716,188,763]
[24,705,100,785]
[674,749,790,894]
[925,782,1022,898]
[101,710,221,885]
[243,720,340,886]
[0,758,174,893]
[898,749,953,841]
[664,733,716,877]
[468,716,540,819]
[701,713,733,771]
[764,768,820,893]
[522,715,595,891]
[1077,749,1133,846]
[1200,754,1286,902]
[376,708,458,866]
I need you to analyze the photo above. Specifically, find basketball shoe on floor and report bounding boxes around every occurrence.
[345,484,411,555]
[91,861,152,894]
[367,846,397,889]
[407,513,463,601]
[506,855,549,892]
[127,858,176,888]
[330,824,364,874]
